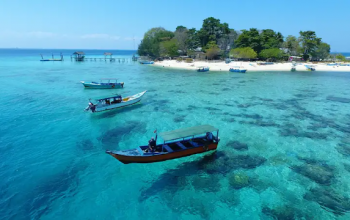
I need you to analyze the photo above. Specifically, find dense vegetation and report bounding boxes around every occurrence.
[138,17,337,61]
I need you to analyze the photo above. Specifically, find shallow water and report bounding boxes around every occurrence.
[1,49,350,220]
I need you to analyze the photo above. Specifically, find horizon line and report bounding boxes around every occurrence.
[0,48,348,53]
[0,48,137,50]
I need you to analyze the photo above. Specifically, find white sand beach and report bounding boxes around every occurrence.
[154,60,350,72]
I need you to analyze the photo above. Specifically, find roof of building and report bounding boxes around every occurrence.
[73,51,85,55]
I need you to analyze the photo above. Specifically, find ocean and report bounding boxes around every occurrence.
[331,52,350,58]
[1,49,350,220]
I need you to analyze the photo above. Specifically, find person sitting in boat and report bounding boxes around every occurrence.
[88,102,96,112]
[206,132,213,141]
[145,137,157,152]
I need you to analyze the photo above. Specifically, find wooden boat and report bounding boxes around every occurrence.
[327,63,338,66]
[291,62,297,72]
[40,59,63,61]
[81,78,124,89]
[305,65,316,71]
[229,66,247,73]
[85,91,146,113]
[197,66,210,72]
[132,54,138,61]
[139,60,154,64]
[106,125,220,164]
[40,53,63,61]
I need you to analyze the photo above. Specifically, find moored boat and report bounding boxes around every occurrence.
[197,66,210,72]
[327,63,338,66]
[229,66,247,73]
[106,125,220,164]
[305,65,316,71]
[291,62,297,72]
[81,78,124,89]
[139,60,154,64]
[85,91,146,113]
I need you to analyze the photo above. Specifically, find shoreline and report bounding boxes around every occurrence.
[153,60,350,72]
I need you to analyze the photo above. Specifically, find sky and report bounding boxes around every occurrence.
[0,0,349,51]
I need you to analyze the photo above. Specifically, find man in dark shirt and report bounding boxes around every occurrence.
[145,137,157,152]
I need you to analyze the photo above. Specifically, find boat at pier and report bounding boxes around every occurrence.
[197,66,210,72]
[229,66,247,73]
[81,78,124,89]
[106,125,220,164]
[85,91,146,113]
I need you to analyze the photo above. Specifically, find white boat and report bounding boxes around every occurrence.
[81,78,124,89]
[85,91,147,113]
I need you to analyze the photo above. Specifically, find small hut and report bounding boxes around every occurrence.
[73,51,85,61]
[104,52,115,61]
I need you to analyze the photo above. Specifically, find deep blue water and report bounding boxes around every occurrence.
[331,52,350,58]
[1,49,350,220]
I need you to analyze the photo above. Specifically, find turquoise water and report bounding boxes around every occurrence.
[1,49,350,220]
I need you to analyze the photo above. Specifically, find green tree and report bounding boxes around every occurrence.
[174,26,188,54]
[197,17,230,47]
[159,39,179,57]
[230,47,257,59]
[186,28,201,50]
[311,42,330,60]
[217,29,239,57]
[138,27,174,57]
[336,54,346,62]
[260,29,284,50]
[235,28,262,53]
[283,35,300,56]
[205,41,221,59]
[299,31,321,60]
[259,48,285,61]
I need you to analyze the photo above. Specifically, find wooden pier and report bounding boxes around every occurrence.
[70,51,131,62]
[40,53,63,61]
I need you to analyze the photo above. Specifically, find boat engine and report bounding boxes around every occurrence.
[121,82,124,88]
[85,102,96,112]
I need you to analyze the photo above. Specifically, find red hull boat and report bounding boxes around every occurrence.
[106,125,220,164]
